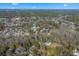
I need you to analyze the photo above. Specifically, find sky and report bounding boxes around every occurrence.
[0,3,79,9]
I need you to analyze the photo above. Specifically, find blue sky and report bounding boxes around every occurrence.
[0,3,79,9]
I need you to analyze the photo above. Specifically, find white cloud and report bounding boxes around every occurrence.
[11,7,15,9]
[32,6,36,9]
[64,4,68,7]
[12,3,18,5]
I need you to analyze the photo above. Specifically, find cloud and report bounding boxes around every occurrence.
[12,3,18,6]
[64,4,68,7]
[32,6,36,9]
[11,7,15,9]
